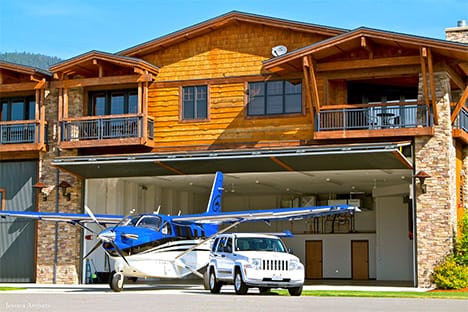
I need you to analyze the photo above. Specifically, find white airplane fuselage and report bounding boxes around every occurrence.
[111,239,211,278]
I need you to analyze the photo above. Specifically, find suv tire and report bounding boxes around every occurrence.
[234,269,248,295]
[209,269,222,294]
[288,286,303,296]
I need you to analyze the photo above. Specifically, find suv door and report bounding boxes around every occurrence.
[214,236,235,280]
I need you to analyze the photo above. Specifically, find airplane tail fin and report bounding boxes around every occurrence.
[205,171,223,214]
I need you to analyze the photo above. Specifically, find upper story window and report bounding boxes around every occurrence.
[0,96,35,121]
[247,80,302,116]
[88,89,138,116]
[182,85,208,120]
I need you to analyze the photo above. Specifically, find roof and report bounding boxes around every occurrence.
[119,11,348,57]
[49,50,159,75]
[0,60,52,77]
[263,26,468,71]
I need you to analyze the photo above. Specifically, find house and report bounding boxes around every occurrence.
[0,12,467,286]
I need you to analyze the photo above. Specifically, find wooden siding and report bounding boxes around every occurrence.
[149,83,314,149]
[144,22,327,81]
[145,22,324,150]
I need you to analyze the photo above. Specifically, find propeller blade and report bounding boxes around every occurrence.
[109,240,130,266]
[85,206,105,230]
[83,240,102,259]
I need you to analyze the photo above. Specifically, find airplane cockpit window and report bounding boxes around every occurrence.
[136,216,162,229]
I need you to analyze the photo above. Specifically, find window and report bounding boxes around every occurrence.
[0,97,35,121]
[247,80,302,116]
[88,89,138,116]
[182,85,208,120]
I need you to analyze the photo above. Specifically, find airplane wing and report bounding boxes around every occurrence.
[172,204,360,225]
[0,210,123,225]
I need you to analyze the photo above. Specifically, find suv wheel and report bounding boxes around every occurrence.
[209,269,221,293]
[234,269,248,295]
[288,286,303,296]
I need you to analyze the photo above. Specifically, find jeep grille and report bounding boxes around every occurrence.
[262,259,289,271]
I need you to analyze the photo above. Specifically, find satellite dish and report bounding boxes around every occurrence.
[272,45,288,57]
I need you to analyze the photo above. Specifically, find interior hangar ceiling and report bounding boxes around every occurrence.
[120,169,412,196]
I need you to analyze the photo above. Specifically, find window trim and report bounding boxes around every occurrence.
[88,88,138,116]
[0,188,5,210]
[0,96,36,121]
[245,80,304,118]
[179,85,210,122]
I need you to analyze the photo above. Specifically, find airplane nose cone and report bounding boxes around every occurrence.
[98,230,116,242]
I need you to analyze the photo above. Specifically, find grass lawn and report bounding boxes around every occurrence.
[273,290,468,299]
[0,287,25,291]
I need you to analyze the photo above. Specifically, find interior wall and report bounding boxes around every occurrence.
[375,194,413,281]
[285,234,377,279]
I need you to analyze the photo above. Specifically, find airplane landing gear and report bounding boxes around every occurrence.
[110,272,125,292]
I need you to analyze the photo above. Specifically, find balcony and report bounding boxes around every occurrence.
[453,108,468,144]
[0,120,47,153]
[314,103,434,140]
[60,114,155,149]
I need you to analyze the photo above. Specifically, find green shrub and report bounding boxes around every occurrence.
[432,213,468,289]
[432,256,468,289]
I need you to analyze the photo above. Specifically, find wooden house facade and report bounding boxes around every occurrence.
[1,12,467,286]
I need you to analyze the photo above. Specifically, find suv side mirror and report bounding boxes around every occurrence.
[288,248,294,254]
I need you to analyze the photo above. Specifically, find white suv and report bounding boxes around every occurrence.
[206,233,304,296]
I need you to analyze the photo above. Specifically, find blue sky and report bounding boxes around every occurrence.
[0,0,466,59]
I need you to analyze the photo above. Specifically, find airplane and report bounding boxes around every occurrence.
[0,171,360,292]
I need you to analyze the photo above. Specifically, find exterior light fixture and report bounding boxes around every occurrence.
[32,181,48,201]
[58,181,72,201]
[415,171,431,194]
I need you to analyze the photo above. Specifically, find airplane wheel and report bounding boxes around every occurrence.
[288,286,303,296]
[209,269,221,293]
[110,272,125,292]
[234,269,248,295]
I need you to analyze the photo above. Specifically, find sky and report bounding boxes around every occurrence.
[0,0,466,60]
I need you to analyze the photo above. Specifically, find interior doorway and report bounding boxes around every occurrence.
[305,240,322,279]
[352,240,369,280]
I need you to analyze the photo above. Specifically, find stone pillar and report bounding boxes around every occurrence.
[414,72,457,287]
[35,88,82,284]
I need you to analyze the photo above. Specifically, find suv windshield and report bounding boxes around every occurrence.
[235,237,287,253]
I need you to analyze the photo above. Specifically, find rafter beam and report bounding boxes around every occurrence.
[451,85,468,123]
[317,56,420,72]
[361,36,374,59]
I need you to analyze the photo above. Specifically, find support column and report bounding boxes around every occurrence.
[414,72,457,287]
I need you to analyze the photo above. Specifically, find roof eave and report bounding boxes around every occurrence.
[119,11,348,57]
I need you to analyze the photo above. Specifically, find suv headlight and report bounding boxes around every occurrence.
[248,258,262,270]
[289,259,303,270]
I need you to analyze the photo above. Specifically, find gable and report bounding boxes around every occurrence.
[140,21,332,81]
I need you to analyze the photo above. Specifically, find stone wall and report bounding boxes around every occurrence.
[414,72,458,287]
[35,88,82,284]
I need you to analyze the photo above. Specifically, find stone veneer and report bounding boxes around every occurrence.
[445,23,468,43]
[35,88,83,284]
[414,72,458,287]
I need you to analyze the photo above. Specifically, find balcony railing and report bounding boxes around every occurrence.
[316,103,432,131]
[0,120,45,144]
[453,108,468,132]
[61,114,154,143]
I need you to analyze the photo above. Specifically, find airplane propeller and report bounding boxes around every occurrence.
[83,207,136,266]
